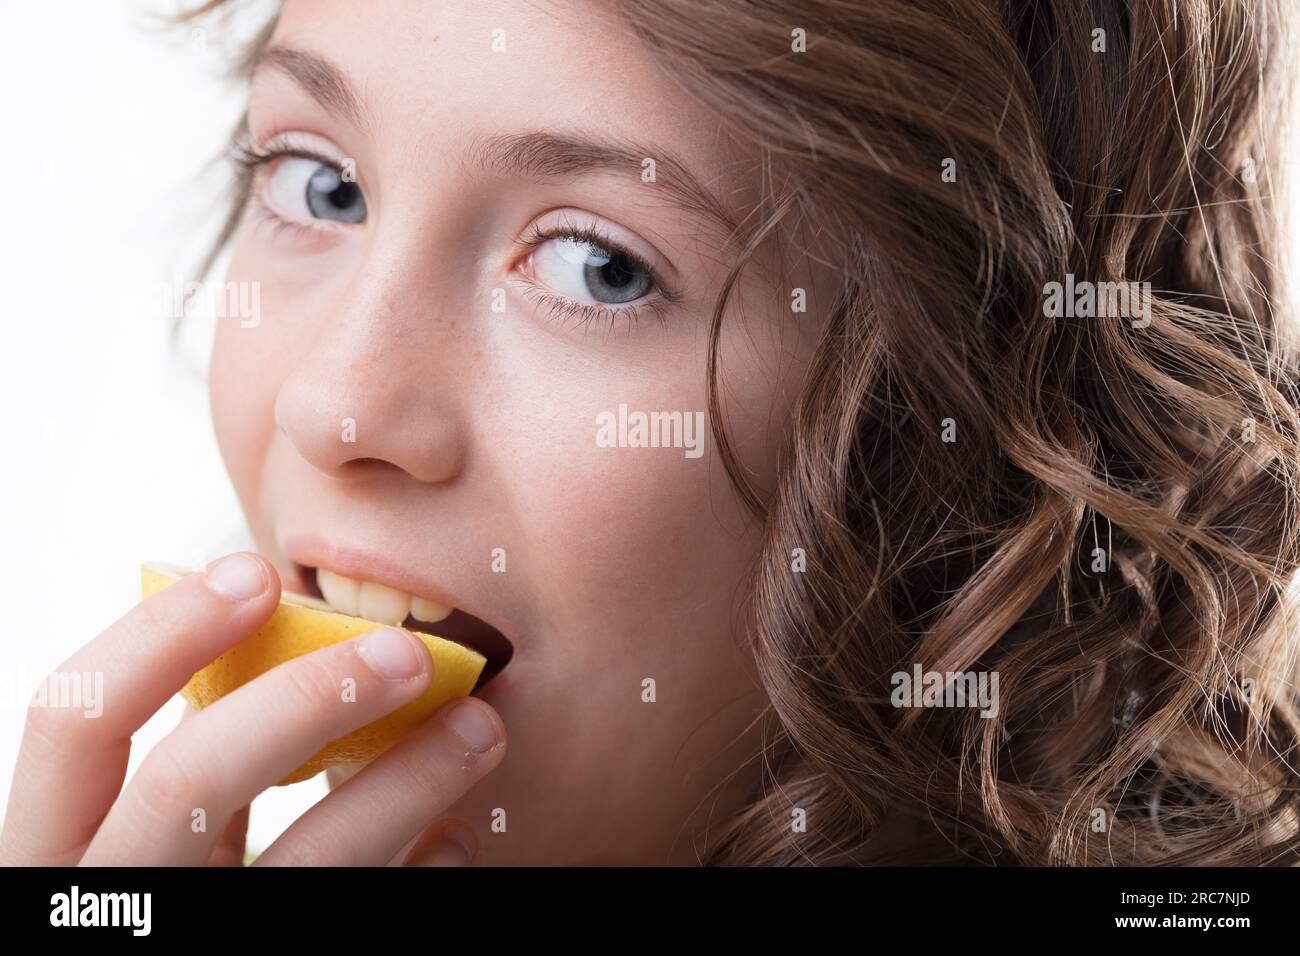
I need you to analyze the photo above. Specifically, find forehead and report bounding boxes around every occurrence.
[269,0,753,207]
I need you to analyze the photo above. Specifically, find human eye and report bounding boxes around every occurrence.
[512,211,680,330]
[234,135,367,233]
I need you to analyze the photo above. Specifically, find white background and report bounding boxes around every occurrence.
[1,0,1299,861]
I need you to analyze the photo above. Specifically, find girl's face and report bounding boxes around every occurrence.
[211,0,827,863]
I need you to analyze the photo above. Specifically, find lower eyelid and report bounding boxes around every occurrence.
[245,192,347,249]
[509,278,671,331]
[249,182,350,235]
[510,261,652,309]
[246,192,303,236]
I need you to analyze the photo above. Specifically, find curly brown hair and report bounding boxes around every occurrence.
[182,0,1300,865]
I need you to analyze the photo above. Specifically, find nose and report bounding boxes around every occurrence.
[273,260,467,486]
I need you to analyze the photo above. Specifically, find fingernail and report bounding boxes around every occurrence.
[204,553,269,601]
[357,628,428,681]
[443,699,498,753]
[415,826,477,867]
[442,825,478,864]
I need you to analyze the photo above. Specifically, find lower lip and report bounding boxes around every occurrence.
[472,662,514,702]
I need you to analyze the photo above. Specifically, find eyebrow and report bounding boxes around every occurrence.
[253,45,371,131]
[468,131,740,241]
[251,44,741,242]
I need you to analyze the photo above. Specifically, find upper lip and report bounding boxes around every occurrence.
[279,532,495,633]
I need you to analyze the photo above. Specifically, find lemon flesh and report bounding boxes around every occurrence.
[141,562,486,786]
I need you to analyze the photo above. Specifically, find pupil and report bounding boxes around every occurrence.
[306,164,366,223]
[602,256,635,288]
[574,239,650,304]
[326,180,359,210]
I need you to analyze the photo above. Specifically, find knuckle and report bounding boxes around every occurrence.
[131,594,170,635]
[134,744,211,824]
[261,822,344,867]
[124,594,182,647]
[23,685,86,751]
[127,577,227,643]
[390,744,455,806]
[280,655,344,710]
[23,697,68,744]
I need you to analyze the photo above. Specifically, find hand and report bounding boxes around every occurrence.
[0,552,506,866]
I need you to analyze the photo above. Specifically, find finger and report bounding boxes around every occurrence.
[402,820,480,867]
[208,804,250,867]
[254,697,505,866]
[81,626,434,865]
[0,553,279,866]
[181,706,252,866]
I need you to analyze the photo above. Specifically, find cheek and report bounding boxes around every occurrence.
[489,354,760,628]
[553,455,730,589]
[208,256,287,501]
[484,278,813,631]
[521,440,756,702]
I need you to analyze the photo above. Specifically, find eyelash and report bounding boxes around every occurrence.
[232,142,343,242]
[512,216,680,331]
[230,142,681,331]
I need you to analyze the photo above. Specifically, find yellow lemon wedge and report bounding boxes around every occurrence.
[141,562,486,786]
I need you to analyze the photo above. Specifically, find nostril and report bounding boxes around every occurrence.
[339,456,402,476]
[277,375,465,483]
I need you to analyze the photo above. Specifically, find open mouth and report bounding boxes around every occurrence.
[294,563,515,692]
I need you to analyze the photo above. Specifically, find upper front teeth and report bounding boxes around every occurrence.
[316,568,453,625]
